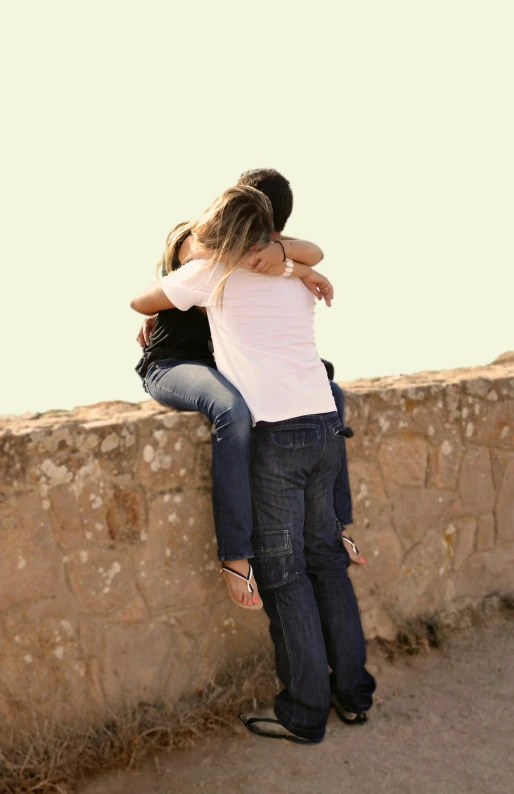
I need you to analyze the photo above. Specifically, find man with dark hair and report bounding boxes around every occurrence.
[237,168,358,545]
[238,168,293,233]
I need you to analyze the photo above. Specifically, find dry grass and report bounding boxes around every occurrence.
[373,593,514,662]
[0,650,278,794]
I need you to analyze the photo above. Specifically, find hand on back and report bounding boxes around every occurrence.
[301,270,334,307]
[239,242,284,274]
[136,315,157,347]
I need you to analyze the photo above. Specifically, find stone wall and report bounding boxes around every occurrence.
[1,355,513,730]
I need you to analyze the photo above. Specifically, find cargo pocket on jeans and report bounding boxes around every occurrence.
[251,525,294,591]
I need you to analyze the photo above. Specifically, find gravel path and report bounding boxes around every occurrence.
[80,616,514,794]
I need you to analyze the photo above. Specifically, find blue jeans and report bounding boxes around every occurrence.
[145,358,353,561]
[250,412,375,742]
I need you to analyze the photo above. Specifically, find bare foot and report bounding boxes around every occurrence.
[342,535,367,565]
[222,559,261,606]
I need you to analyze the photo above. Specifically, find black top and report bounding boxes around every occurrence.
[135,231,214,380]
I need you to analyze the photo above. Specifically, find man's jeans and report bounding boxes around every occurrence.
[250,412,375,743]
[145,358,353,561]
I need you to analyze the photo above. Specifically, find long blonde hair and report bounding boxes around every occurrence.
[163,185,273,305]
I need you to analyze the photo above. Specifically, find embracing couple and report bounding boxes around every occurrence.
[131,169,375,744]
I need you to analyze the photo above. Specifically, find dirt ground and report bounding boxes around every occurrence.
[80,616,514,794]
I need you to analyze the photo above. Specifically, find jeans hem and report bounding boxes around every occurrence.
[219,553,254,562]
[273,705,326,743]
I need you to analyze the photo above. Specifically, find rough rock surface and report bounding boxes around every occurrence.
[1,356,513,728]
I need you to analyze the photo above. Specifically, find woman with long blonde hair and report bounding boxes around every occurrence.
[132,176,361,611]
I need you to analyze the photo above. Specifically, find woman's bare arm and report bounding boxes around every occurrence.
[131,283,175,315]
[280,239,323,266]
[240,239,323,275]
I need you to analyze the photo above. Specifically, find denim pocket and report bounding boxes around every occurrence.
[251,525,294,590]
[270,425,320,449]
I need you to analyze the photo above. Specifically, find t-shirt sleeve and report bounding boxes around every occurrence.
[160,259,217,311]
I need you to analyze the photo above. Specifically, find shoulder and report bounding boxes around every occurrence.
[161,259,221,308]
[172,258,219,284]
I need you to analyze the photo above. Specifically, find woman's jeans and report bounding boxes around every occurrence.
[145,358,353,561]
[250,412,375,742]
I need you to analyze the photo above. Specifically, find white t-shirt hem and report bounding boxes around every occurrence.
[251,406,337,425]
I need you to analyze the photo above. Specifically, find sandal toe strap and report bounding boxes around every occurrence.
[342,535,359,554]
[221,562,255,593]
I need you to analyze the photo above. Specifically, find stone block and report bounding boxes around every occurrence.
[433,435,463,490]
[476,514,496,551]
[358,599,398,641]
[391,487,456,549]
[136,423,198,492]
[451,517,477,571]
[348,460,387,503]
[1,602,93,717]
[50,478,136,550]
[49,484,86,549]
[99,622,178,705]
[455,543,514,598]
[445,384,463,421]
[66,548,137,614]
[471,401,514,447]
[459,447,495,514]
[115,594,150,623]
[154,410,212,442]
[133,491,217,612]
[343,394,369,428]
[105,485,146,544]
[341,395,371,458]
[178,599,270,689]
[386,527,450,620]
[378,434,429,489]
[496,456,514,543]
[349,526,403,599]
[348,460,392,533]
[0,494,64,611]
[0,431,27,489]
[25,423,126,491]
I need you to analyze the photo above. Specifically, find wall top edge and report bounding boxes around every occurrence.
[2,354,513,435]
[343,356,514,395]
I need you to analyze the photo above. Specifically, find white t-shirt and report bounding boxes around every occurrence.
[160,260,336,424]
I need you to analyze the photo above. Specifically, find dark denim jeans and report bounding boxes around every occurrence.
[329,384,353,527]
[250,412,375,743]
[145,358,353,561]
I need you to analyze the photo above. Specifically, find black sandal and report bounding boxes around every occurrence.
[240,708,315,744]
[331,693,368,725]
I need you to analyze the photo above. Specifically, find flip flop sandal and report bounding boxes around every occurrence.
[331,693,368,725]
[221,562,263,610]
[240,708,315,744]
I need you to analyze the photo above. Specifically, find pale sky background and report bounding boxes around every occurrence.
[1,1,512,416]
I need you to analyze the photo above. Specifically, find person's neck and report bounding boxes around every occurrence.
[270,230,282,241]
